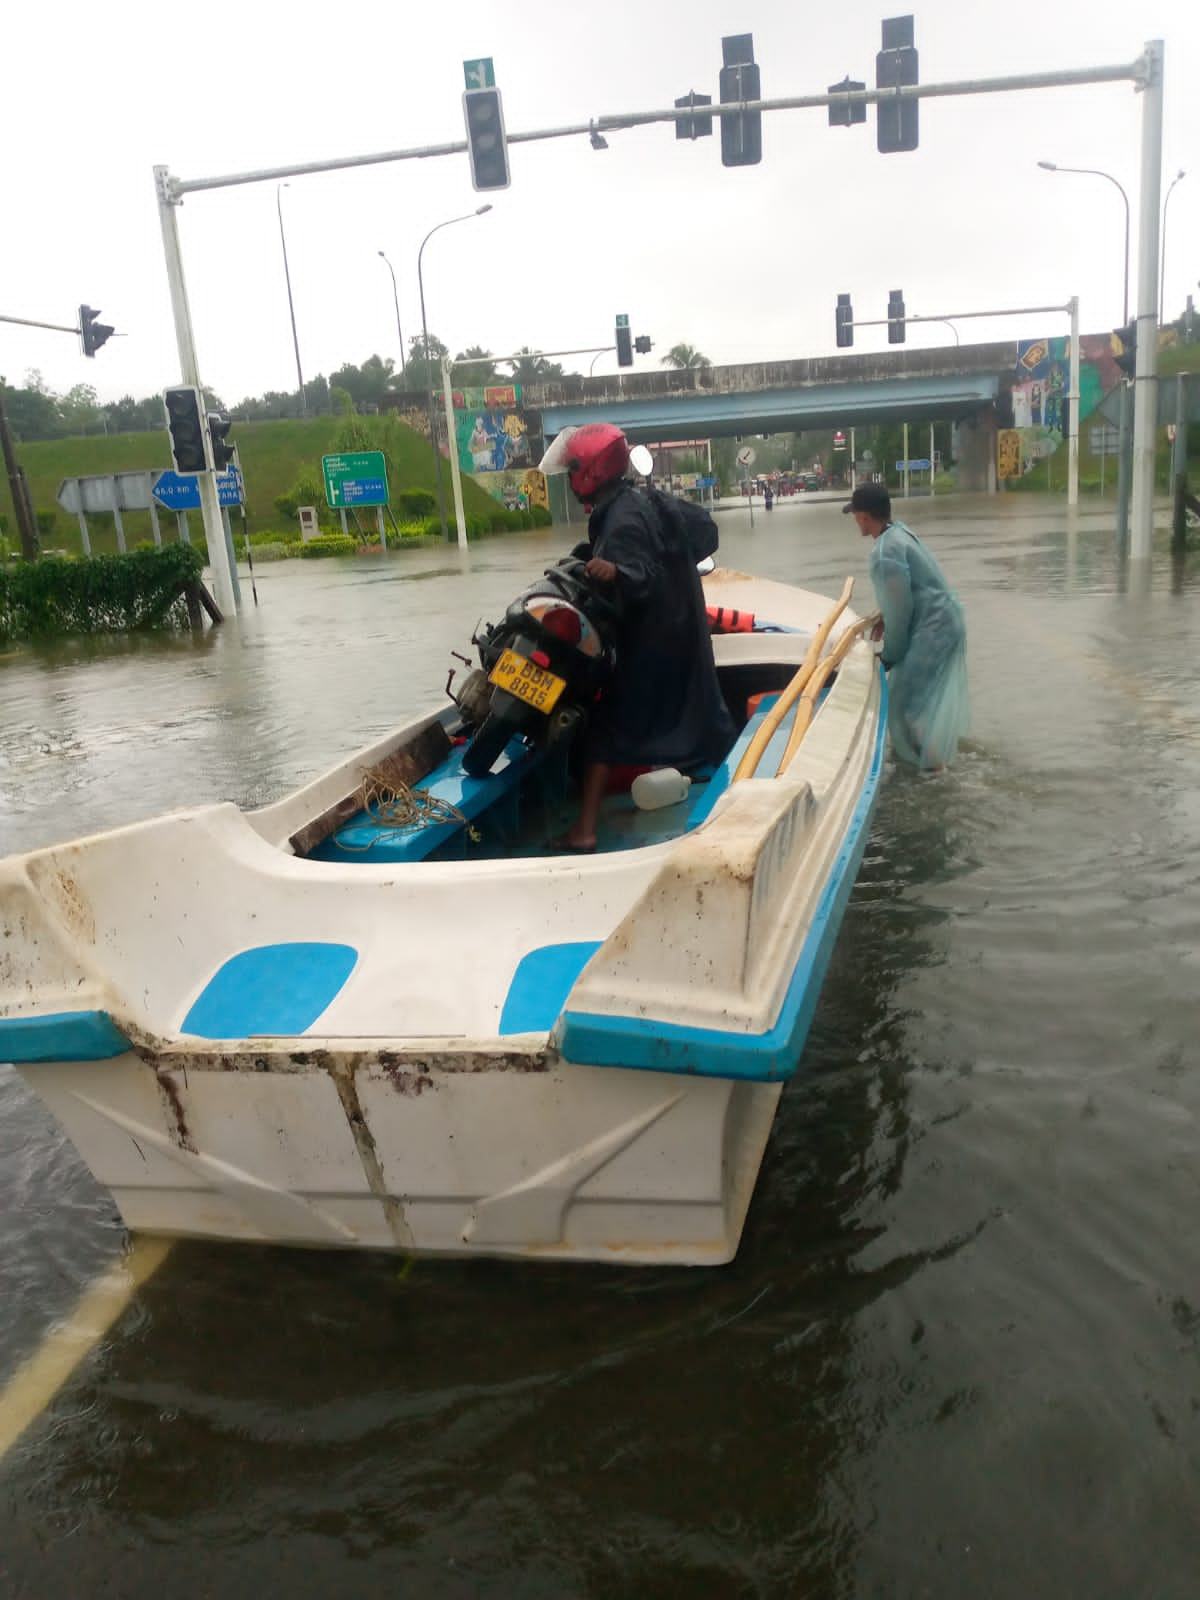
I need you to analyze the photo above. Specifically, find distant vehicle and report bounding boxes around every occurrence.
[804,477,822,493]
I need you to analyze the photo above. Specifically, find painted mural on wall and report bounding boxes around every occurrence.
[1002,334,1119,477]
[445,383,548,509]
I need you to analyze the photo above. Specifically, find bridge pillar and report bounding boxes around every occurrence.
[953,407,998,494]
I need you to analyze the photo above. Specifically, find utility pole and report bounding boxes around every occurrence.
[0,382,40,561]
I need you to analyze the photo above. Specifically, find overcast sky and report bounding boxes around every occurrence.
[4,0,1197,406]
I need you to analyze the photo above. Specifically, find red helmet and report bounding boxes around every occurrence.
[564,423,631,501]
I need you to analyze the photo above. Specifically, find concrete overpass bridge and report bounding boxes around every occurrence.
[525,342,1025,491]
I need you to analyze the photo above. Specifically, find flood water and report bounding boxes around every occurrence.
[2,495,1199,1599]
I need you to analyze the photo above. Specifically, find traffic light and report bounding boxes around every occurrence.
[836,293,854,349]
[828,77,867,128]
[208,413,235,471]
[163,387,208,473]
[616,315,633,368]
[79,304,114,359]
[887,289,907,344]
[1113,323,1137,377]
[675,90,713,140]
[719,33,762,168]
[876,15,919,154]
[634,335,653,355]
[463,88,510,192]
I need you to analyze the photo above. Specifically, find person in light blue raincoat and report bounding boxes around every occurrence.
[844,484,968,770]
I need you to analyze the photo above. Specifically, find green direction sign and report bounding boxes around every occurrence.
[463,57,495,90]
[322,451,389,510]
[615,313,630,328]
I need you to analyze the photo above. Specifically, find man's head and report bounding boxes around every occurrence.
[843,483,892,538]
[540,423,631,504]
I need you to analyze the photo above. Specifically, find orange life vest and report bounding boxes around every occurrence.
[706,605,755,634]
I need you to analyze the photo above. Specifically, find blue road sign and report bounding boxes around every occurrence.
[894,458,931,472]
[343,477,386,505]
[152,468,243,510]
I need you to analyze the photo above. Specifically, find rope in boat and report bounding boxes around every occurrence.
[336,764,481,852]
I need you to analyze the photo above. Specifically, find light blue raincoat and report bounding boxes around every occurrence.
[869,521,968,769]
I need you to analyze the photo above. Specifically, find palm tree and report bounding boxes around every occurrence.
[506,347,566,386]
[663,342,711,370]
[455,346,500,387]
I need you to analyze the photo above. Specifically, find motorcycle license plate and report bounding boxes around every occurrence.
[489,649,566,713]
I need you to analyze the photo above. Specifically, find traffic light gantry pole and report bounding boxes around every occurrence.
[853,299,1082,506]
[153,39,1162,606]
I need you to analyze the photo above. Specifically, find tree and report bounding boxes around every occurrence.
[58,384,103,435]
[404,333,450,394]
[454,346,500,387]
[663,343,711,370]
[329,355,395,409]
[505,346,566,386]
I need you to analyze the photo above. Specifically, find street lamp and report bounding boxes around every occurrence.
[915,315,959,346]
[377,251,406,382]
[276,183,306,417]
[417,204,493,541]
[1039,159,1131,538]
[1037,160,1129,322]
[1160,169,1186,320]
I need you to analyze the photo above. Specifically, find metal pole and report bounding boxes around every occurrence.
[153,166,237,616]
[1159,170,1186,320]
[850,426,856,490]
[903,422,910,498]
[1067,295,1080,507]
[1130,39,1165,563]
[1171,375,1189,548]
[276,184,306,416]
[929,423,936,495]
[164,58,1144,199]
[221,506,243,607]
[416,206,492,542]
[442,357,468,551]
[378,251,406,379]
[77,511,91,556]
[417,233,448,542]
[112,482,127,554]
[0,382,39,561]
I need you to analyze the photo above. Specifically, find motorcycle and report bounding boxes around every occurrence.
[451,556,622,779]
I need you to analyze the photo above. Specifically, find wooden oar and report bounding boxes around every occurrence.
[733,577,854,782]
[778,610,881,773]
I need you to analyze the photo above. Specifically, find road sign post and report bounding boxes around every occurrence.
[321,451,390,511]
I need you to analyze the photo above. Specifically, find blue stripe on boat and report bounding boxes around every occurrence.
[0,1010,132,1063]
[555,665,887,1082]
[182,942,359,1039]
[499,941,603,1035]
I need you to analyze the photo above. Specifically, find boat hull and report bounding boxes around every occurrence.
[19,1047,782,1264]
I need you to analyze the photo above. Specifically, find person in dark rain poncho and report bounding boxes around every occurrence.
[844,483,969,770]
[541,423,735,852]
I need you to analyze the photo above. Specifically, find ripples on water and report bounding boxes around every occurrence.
[2,501,1199,1598]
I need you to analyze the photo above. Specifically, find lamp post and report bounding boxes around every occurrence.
[276,183,306,417]
[1160,169,1186,320]
[417,205,493,541]
[377,251,406,382]
[1038,159,1130,536]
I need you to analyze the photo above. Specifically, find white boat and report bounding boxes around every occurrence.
[0,569,884,1266]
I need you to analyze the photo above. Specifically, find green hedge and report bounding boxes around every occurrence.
[395,488,437,518]
[296,534,360,559]
[0,544,205,646]
[247,527,302,547]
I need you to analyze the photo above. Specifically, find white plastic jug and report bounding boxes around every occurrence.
[631,768,691,811]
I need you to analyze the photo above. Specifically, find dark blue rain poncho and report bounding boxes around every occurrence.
[584,483,735,770]
[869,521,969,769]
